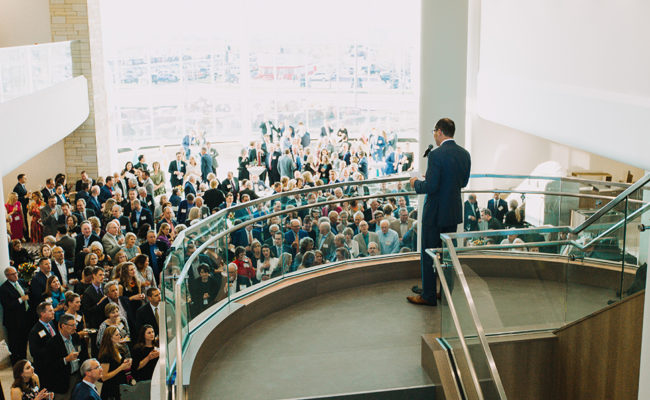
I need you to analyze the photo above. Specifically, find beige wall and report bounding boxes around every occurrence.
[0,0,51,47]
[2,140,66,200]
[469,116,645,183]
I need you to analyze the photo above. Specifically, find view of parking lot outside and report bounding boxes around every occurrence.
[100,0,420,148]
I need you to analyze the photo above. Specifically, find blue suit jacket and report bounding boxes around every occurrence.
[414,140,471,228]
[71,381,101,400]
[384,151,397,175]
[487,198,508,222]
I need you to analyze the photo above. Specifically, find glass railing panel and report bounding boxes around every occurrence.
[433,247,505,400]
[0,41,75,103]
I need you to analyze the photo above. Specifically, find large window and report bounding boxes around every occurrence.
[101,0,420,147]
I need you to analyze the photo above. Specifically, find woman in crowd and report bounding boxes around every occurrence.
[313,250,325,267]
[255,245,277,281]
[190,264,221,315]
[342,227,360,258]
[37,244,51,260]
[133,254,156,291]
[504,199,526,228]
[303,155,317,177]
[65,214,80,236]
[292,237,314,270]
[136,224,150,245]
[187,207,201,226]
[28,192,44,244]
[122,232,141,261]
[132,325,160,381]
[42,276,65,321]
[97,303,131,346]
[317,154,332,184]
[99,326,132,400]
[5,192,24,241]
[88,216,104,238]
[10,359,50,400]
[63,291,87,333]
[237,148,250,181]
[297,251,316,270]
[84,253,100,271]
[151,161,166,197]
[90,242,113,275]
[185,156,201,182]
[113,250,128,267]
[118,262,145,314]
[9,239,32,266]
[156,222,173,247]
[248,240,263,269]
[122,161,136,180]
[232,246,256,289]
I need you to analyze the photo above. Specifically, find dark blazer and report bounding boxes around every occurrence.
[200,153,213,182]
[75,179,95,193]
[129,207,154,232]
[28,320,57,376]
[414,140,471,228]
[269,243,293,259]
[41,187,55,201]
[464,200,480,231]
[13,182,29,206]
[99,185,113,204]
[139,240,169,281]
[81,285,106,330]
[30,271,61,307]
[44,333,87,393]
[176,200,194,225]
[203,188,225,212]
[488,198,508,223]
[86,196,102,216]
[71,381,101,400]
[73,208,95,223]
[56,235,76,261]
[51,258,75,282]
[74,233,102,272]
[138,195,156,214]
[0,280,32,328]
[135,303,159,336]
[168,160,187,188]
[218,178,240,196]
[184,180,197,197]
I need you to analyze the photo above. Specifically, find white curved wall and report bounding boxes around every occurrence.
[0,76,89,175]
[475,0,650,171]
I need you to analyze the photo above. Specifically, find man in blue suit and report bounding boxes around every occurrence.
[408,118,471,306]
[71,359,102,400]
[487,193,508,223]
[200,147,213,183]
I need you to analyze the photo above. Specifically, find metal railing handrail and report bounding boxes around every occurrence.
[573,173,650,233]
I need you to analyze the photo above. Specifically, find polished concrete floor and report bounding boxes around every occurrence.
[191,274,615,399]
[191,279,438,400]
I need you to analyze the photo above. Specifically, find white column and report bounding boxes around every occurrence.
[417,0,470,248]
[637,173,650,399]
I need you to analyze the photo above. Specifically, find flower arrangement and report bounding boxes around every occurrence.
[17,262,36,283]
[472,239,486,247]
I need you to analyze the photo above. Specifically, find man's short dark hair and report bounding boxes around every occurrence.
[56,226,67,235]
[138,154,144,161]
[36,302,52,316]
[59,314,75,327]
[46,178,53,185]
[435,118,455,138]
[146,287,160,297]
[37,258,49,266]
[17,174,25,181]
[197,264,210,274]
[92,266,104,276]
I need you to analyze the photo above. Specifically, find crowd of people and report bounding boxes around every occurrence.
[1,120,417,399]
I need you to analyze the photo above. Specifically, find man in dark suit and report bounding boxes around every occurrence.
[270,232,292,258]
[168,152,187,188]
[71,359,103,400]
[0,267,33,364]
[487,193,508,223]
[266,144,281,185]
[56,226,76,262]
[45,314,87,397]
[81,268,107,331]
[135,288,161,336]
[75,171,95,193]
[13,174,30,236]
[200,147,213,183]
[41,178,56,201]
[218,171,240,197]
[140,231,168,284]
[203,180,225,213]
[464,194,480,232]
[129,199,154,233]
[137,187,155,215]
[408,118,471,306]
[74,221,101,273]
[284,218,309,255]
[86,186,103,216]
[28,302,57,377]
[73,198,95,222]
[30,258,62,307]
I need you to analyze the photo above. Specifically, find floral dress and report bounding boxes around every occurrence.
[28,202,44,243]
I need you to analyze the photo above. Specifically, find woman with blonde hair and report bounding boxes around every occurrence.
[5,192,24,241]
[28,192,44,243]
[151,161,166,197]
[97,303,130,346]
[88,216,104,238]
[156,222,172,247]
[121,232,141,261]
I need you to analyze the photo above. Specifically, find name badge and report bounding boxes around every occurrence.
[38,330,46,338]
[203,299,208,305]
[75,314,82,322]
[68,267,74,273]
[322,244,328,248]
[13,216,19,222]
[140,216,147,221]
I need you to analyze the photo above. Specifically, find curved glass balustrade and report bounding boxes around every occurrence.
[160,173,648,398]
[428,174,650,399]
[0,41,77,103]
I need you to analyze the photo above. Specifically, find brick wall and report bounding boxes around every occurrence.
[49,0,108,181]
